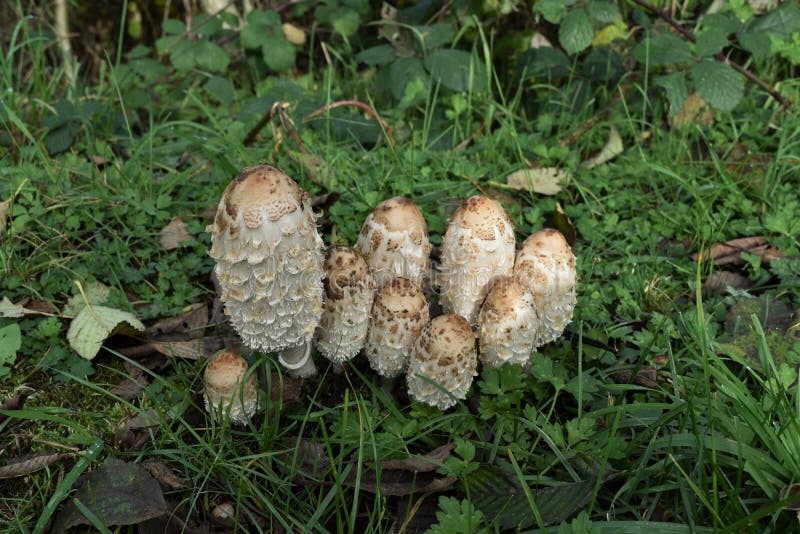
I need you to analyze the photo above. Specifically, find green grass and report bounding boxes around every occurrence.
[2,1,800,532]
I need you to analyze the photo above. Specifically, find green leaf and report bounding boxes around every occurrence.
[162,18,185,35]
[426,496,487,534]
[67,305,145,360]
[356,45,396,65]
[518,47,571,79]
[261,36,296,72]
[0,323,21,377]
[582,46,623,81]
[559,9,593,55]
[655,72,688,117]
[587,0,620,23]
[695,26,730,57]
[534,0,568,24]
[332,7,361,37]
[424,49,487,92]
[240,10,281,49]
[690,59,743,112]
[417,23,455,50]
[632,33,692,66]
[195,40,230,73]
[204,76,234,105]
[169,39,197,71]
[738,3,800,59]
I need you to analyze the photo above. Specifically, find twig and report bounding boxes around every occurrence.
[630,0,791,109]
[54,0,75,83]
[303,100,396,148]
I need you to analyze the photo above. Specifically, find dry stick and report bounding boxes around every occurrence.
[303,100,396,148]
[631,0,791,109]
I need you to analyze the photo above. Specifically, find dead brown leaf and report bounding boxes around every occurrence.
[111,376,149,401]
[159,217,192,250]
[506,167,569,196]
[702,271,754,297]
[358,470,458,496]
[0,452,71,479]
[380,443,454,472]
[670,92,713,128]
[610,367,658,388]
[147,303,208,337]
[692,236,782,266]
[142,459,187,490]
[270,374,303,405]
[552,203,577,246]
[0,198,8,233]
[150,339,209,360]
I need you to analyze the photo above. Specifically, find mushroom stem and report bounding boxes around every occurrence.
[278,342,317,378]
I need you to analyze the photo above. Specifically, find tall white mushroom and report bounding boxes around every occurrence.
[314,246,374,363]
[406,314,477,410]
[354,196,431,289]
[364,277,429,377]
[438,195,516,325]
[207,164,324,378]
[513,228,577,346]
[477,276,539,367]
[204,350,259,425]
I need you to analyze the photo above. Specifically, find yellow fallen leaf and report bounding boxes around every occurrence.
[593,20,629,47]
[506,167,570,195]
[0,199,8,233]
[581,124,623,169]
[159,217,192,251]
[283,23,306,45]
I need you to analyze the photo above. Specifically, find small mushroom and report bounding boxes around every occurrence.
[513,228,577,346]
[203,350,258,425]
[438,195,516,325]
[406,314,477,410]
[354,197,432,289]
[314,246,374,364]
[477,276,538,367]
[207,164,324,378]
[364,277,429,377]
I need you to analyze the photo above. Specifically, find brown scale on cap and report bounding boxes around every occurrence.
[450,195,515,241]
[406,314,477,410]
[220,165,305,227]
[478,276,539,368]
[365,277,429,377]
[323,246,371,300]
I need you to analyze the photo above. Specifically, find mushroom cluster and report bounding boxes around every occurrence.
[207,165,577,413]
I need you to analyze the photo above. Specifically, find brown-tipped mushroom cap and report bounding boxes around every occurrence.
[354,197,431,289]
[364,277,429,377]
[314,246,374,363]
[478,276,539,367]
[203,350,258,425]
[438,195,516,325]
[207,164,324,377]
[406,314,477,410]
[513,228,577,346]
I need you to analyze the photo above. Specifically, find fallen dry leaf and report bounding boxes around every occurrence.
[552,203,577,246]
[506,166,569,196]
[150,339,209,360]
[143,459,187,490]
[610,367,658,388]
[0,452,71,479]
[159,217,192,251]
[671,92,713,128]
[147,303,208,337]
[0,296,57,318]
[380,444,455,472]
[702,271,753,297]
[357,470,458,496]
[0,198,8,233]
[111,375,149,401]
[282,22,306,45]
[581,124,623,169]
[692,236,782,266]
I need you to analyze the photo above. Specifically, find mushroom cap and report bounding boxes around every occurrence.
[207,164,324,355]
[354,197,431,289]
[406,314,477,410]
[314,246,374,363]
[364,277,429,377]
[513,228,577,346]
[438,195,516,325]
[478,276,539,367]
[203,350,258,425]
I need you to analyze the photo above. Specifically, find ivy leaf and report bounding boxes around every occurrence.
[655,72,688,117]
[559,9,593,55]
[632,33,692,66]
[690,59,743,112]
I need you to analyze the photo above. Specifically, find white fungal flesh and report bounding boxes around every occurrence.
[207,165,324,373]
[407,314,477,410]
[203,350,258,425]
[365,277,429,377]
[315,247,374,363]
[513,229,577,346]
[478,276,539,367]
[354,197,431,289]
[438,196,516,325]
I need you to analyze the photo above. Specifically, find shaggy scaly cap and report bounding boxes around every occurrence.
[204,350,258,425]
[314,246,374,363]
[364,277,429,377]
[354,197,431,289]
[207,164,324,364]
[407,314,477,410]
[513,228,577,346]
[478,276,539,367]
[438,195,516,325]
